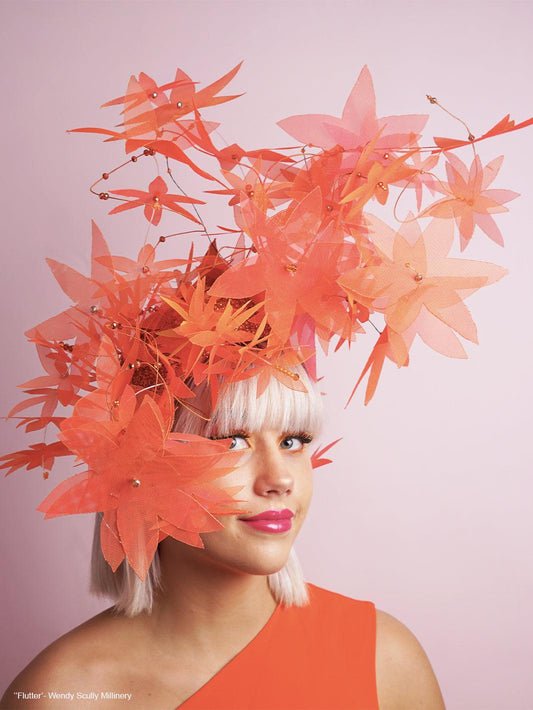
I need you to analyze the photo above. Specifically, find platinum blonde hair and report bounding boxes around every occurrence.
[91,366,322,616]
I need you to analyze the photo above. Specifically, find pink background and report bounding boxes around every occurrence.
[1,1,532,708]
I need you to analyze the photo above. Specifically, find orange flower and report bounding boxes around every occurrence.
[210,189,359,342]
[97,243,189,281]
[206,159,271,209]
[101,71,193,112]
[340,215,507,363]
[121,63,243,142]
[340,143,418,218]
[71,63,243,151]
[160,278,267,384]
[421,155,519,250]
[0,442,69,477]
[278,65,427,152]
[109,175,204,226]
[38,396,243,580]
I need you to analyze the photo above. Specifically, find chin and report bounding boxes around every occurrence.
[200,528,295,577]
[235,549,291,577]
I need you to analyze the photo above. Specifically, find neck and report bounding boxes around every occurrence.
[143,541,277,656]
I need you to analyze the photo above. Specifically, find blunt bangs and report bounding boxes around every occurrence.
[174,366,323,438]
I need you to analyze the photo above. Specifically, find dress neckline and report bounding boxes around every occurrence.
[176,600,281,709]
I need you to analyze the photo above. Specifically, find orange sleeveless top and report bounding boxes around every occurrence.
[178,584,379,709]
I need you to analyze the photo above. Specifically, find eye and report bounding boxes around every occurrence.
[209,433,250,451]
[280,434,313,451]
[228,435,250,451]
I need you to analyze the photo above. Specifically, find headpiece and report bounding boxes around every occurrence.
[2,63,531,579]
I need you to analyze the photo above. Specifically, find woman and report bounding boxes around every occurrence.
[1,369,445,709]
[2,59,523,710]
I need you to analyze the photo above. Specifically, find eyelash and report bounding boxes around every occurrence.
[209,432,314,445]
[287,432,314,445]
[209,430,249,442]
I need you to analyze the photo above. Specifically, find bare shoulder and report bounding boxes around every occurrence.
[375,609,446,710]
[0,609,139,709]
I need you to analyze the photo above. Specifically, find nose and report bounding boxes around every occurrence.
[252,443,294,497]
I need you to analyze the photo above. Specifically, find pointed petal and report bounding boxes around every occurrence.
[91,221,114,282]
[475,213,505,246]
[100,510,125,572]
[46,259,91,304]
[341,65,377,128]
[412,307,468,358]
[277,113,339,149]
[209,259,264,298]
[117,503,159,580]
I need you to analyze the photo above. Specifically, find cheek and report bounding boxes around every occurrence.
[305,475,314,510]
[285,458,313,536]
[298,460,314,507]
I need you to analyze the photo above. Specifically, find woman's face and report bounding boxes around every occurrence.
[162,427,314,578]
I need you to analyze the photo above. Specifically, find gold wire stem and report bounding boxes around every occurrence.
[427,94,476,142]
[174,396,212,422]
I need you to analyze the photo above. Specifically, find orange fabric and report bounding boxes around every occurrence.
[178,584,379,710]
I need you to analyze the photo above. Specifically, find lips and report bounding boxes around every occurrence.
[239,508,294,533]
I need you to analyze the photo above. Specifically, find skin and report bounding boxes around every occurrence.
[1,429,445,710]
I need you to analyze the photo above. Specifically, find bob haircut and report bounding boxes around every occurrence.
[91,366,323,616]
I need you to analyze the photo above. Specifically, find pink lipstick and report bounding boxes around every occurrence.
[239,509,294,533]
